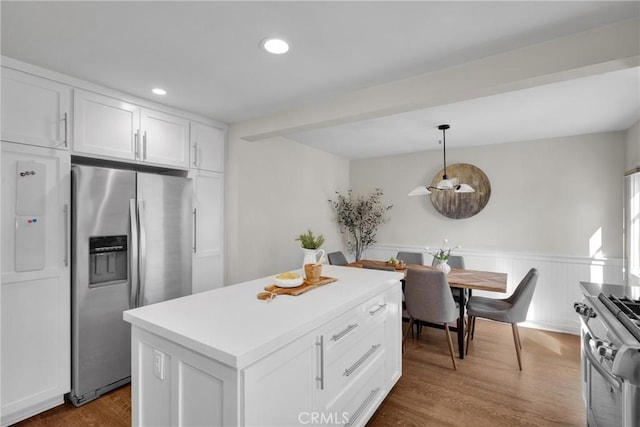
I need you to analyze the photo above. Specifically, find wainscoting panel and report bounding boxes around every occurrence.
[362,244,625,335]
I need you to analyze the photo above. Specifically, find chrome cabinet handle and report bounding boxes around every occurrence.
[316,336,324,390]
[369,303,387,316]
[134,131,140,159]
[344,344,381,377]
[332,323,358,342]
[193,142,198,167]
[63,113,68,148]
[63,204,69,266]
[143,131,147,160]
[193,208,197,253]
[344,388,380,427]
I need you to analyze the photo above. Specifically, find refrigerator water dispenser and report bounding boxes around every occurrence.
[89,235,127,286]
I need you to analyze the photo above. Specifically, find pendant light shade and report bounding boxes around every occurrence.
[408,124,475,196]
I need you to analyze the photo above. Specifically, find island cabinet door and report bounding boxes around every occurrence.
[243,334,318,426]
[130,327,239,427]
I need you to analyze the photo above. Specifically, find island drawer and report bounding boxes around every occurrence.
[318,320,385,409]
[362,292,389,327]
[320,308,362,358]
[324,346,386,425]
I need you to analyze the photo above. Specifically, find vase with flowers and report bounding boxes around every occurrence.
[428,239,460,274]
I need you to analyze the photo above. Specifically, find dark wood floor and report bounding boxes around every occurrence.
[15,319,584,426]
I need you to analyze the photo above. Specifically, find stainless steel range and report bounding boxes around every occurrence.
[574,282,640,427]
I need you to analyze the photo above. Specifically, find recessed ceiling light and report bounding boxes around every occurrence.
[152,88,167,96]
[261,38,289,54]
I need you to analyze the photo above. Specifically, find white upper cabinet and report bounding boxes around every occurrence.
[140,108,190,169]
[73,89,139,161]
[190,122,225,172]
[73,89,190,169]
[1,68,71,150]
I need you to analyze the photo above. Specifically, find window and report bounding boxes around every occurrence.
[626,171,640,294]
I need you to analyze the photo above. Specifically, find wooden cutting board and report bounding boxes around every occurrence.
[257,276,337,300]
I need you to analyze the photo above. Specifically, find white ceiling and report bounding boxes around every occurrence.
[2,1,639,159]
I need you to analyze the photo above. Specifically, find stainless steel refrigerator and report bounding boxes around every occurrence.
[69,164,192,406]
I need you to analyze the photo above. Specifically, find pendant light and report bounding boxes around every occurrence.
[408,124,475,196]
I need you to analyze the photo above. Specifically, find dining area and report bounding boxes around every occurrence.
[330,251,538,371]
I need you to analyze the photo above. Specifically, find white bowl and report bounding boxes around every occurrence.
[274,276,304,288]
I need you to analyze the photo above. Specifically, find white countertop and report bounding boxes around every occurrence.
[123,265,403,369]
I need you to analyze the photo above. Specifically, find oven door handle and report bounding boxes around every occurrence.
[583,333,622,391]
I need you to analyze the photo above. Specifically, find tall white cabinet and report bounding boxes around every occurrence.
[1,142,71,426]
[190,122,225,293]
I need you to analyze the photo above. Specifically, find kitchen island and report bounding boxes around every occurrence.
[123,265,403,426]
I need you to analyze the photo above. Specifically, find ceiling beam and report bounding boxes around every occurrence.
[234,18,639,142]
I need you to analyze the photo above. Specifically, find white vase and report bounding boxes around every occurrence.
[435,259,451,274]
[301,248,325,277]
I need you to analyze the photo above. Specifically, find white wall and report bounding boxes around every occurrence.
[348,132,626,334]
[626,121,640,172]
[350,132,626,259]
[225,131,350,284]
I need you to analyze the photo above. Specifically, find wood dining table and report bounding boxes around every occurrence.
[346,260,508,359]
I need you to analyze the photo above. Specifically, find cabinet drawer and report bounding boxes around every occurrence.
[362,293,389,327]
[319,322,385,409]
[330,349,386,427]
[321,309,361,360]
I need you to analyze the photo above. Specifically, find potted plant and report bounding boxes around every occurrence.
[296,229,325,250]
[329,188,392,261]
[296,230,326,270]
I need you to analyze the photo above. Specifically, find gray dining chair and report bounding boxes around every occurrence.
[363,263,396,271]
[403,268,459,369]
[432,255,466,301]
[465,268,539,370]
[327,251,348,266]
[396,251,424,265]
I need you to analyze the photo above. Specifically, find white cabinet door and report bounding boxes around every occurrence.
[191,122,225,172]
[140,108,190,169]
[1,68,71,149]
[73,89,139,161]
[1,142,70,425]
[192,170,224,293]
[244,333,317,426]
[1,277,70,425]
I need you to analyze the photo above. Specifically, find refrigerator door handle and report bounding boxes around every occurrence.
[129,199,139,309]
[138,199,147,307]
